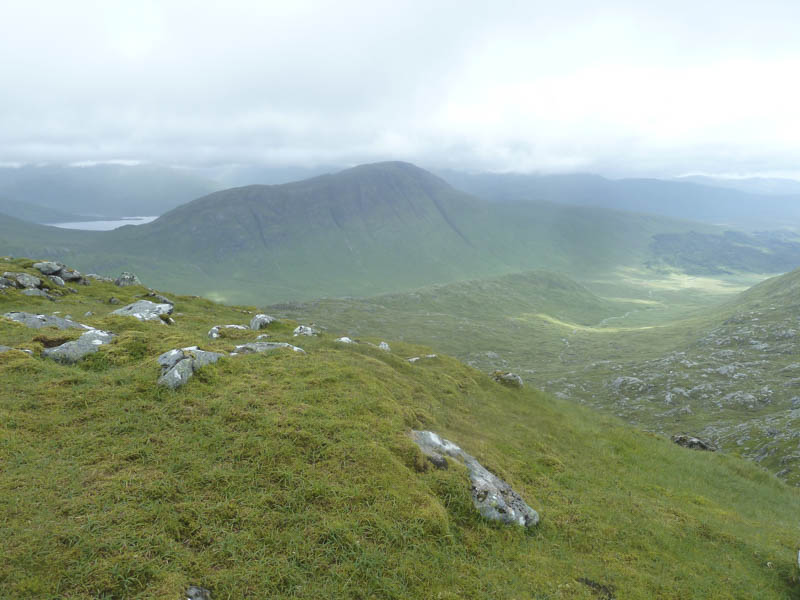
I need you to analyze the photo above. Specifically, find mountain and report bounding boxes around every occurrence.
[677,175,800,196]
[439,170,800,229]
[0,197,94,224]
[0,164,221,218]
[2,256,799,598]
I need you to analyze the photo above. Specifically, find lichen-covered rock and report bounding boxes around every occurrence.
[492,371,523,388]
[208,324,248,339]
[3,271,42,289]
[0,276,15,289]
[59,268,83,282]
[22,288,50,299]
[42,330,115,363]
[250,314,276,330]
[671,434,717,451]
[411,430,539,527]
[186,586,212,600]
[85,273,113,283]
[33,261,62,276]
[293,325,318,337]
[111,300,173,322]
[114,272,141,287]
[156,346,225,389]
[2,312,92,330]
[233,341,306,355]
[48,275,65,286]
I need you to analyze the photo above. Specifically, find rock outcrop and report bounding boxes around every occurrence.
[208,324,248,339]
[293,325,318,336]
[111,300,173,322]
[411,430,539,527]
[157,346,225,389]
[671,434,717,451]
[250,314,276,330]
[3,312,92,330]
[492,371,524,388]
[42,330,115,363]
[114,272,141,287]
[233,342,305,355]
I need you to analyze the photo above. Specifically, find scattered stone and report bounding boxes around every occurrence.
[233,342,306,355]
[3,271,41,289]
[186,586,212,600]
[157,346,225,389]
[2,312,92,330]
[59,268,82,282]
[111,300,173,322]
[42,330,115,363]
[115,272,141,287]
[336,336,356,344]
[143,291,174,305]
[0,276,14,289]
[84,311,94,317]
[0,345,11,353]
[492,371,524,387]
[22,288,50,298]
[408,354,437,363]
[48,275,65,286]
[208,324,248,339]
[250,314,276,330]
[378,341,391,352]
[108,297,121,305]
[33,261,63,276]
[293,325,318,336]
[255,334,270,340]
[85,273,113,283]
[671,434,717,451]
[411,430,539,527]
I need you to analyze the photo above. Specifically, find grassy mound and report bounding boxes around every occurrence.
[1,258,799,598]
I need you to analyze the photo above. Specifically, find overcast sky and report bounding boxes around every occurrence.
[2,0,800,177]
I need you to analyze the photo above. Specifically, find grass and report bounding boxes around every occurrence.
[1,257,800,598]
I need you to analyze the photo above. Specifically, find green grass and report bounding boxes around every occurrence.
[2,257,800,598]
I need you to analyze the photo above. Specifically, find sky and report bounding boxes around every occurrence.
[2,0,800,177]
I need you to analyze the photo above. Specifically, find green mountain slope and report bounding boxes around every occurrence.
[1,162,730,305]
[1,257,799,598]
[0,198,94,224]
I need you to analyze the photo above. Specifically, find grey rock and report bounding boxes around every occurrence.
[48,275,65,286]
[85,273,113,283]
[293,325,318,336]
[671,434,717,451]
[84,311,93,317]
[0,276,14,289]
[42,330,115,363]
[0,345,11,353]
[157,346,225,390]
[411,430,539,527]
[33,261,62,276]
[59,268,82,282]
[2,312,92,330]
[492,371,523,387]
[336,336,356,344]
[408,354,437,363]
[114,272,141,287]
[22,288,50,298]
[234,342,306,355]
[378,341,391,351]
[186,586,212,600]
[111,300,173,322]
[4,271,42,289]
[255,333,270,340]
[108,297,121,305]
[143,291,174,305]
[249,313,276,330]
[208,324,248,339]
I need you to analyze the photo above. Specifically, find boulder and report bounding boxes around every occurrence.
[33,261,62,276]
[48,275,65,286]
[108,297,121,305]
[0,345,11,353]
[3,271,41,289]
[208,324,248,339]
[186,586,212,600]
[2,312,92,330]
[671,434,717,451]
[233,342,305,355]
[378,341,391,352]
[0,276,15,289]
[59,268,83,282]
[492,371,524,388]
[157,346,225,390]
[250,314,276,330]
[42,330,115,364]
[293,325,318,336]
[336,336,356,344]
[408,354,437,363]
[85,273,113,283]
[21,288,50,299]
[143,291,174,305]
[111,300,173,322]
[411,430,539,527]
[115,272,141,287]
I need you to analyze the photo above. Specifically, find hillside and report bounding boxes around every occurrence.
[1,257,799,598]
[0,164,220,218]
[439,170,800,229]
[2,162,734,305]
[0,198,94,224]
[278,265,800,484]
